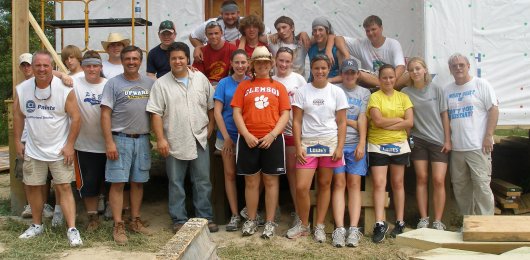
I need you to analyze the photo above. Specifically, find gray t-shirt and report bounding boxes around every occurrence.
[101,74,154,134]
[337,84,371,145]
[401,83,447,145]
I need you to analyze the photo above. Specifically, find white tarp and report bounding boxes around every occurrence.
[425,0,530,126]
[56,0,423,67]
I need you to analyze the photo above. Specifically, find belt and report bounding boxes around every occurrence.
[112,131,147,139]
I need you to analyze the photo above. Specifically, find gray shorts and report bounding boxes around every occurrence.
[410,136,449,163]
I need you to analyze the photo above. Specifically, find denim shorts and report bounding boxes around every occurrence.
[334,144,368,176]
[105,134,151,183]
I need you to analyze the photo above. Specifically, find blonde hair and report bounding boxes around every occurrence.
[406,57,432,86]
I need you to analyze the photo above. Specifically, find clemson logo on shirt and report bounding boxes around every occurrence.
[254,95,269,109]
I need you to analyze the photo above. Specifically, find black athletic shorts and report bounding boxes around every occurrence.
[74,150,107,197]
[236,134,286,175]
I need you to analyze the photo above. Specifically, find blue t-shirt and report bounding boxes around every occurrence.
[146,44,171,78]
[213,75,248,141]
[307,44,340,82]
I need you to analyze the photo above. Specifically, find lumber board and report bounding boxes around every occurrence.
[156,218,217,259]
[501,246,530,255]
[397,228,530,254]
[491,178,523,194]
[410,248,495,260]
[494,193,519,209]
[513,194,530,214]
[494,207,501,215]
[463,216,530,242]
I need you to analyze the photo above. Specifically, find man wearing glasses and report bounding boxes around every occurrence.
[13,50,83,247]
[444,53,498,217]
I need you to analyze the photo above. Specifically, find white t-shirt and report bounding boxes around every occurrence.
[70,71,85,79]
[345,37,405,73]
[445,77,498,151]
[73,77,107,153]
[17,76,72,161]
[273,72,306,136]
[292,82,349,137]
[102,60,123,79]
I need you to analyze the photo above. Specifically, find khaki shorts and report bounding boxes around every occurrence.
[23,155,74,185]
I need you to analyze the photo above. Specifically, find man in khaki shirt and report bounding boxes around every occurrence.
[146,42,218,234]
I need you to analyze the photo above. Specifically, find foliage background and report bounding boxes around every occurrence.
[0,1,55,145]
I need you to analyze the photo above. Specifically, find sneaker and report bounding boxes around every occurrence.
[67,228,83,247]
[390,221,406,238]
[241,220,258,236]
[432,221,446,230]
[97,195,105,213]
[42,204,54,218]
[51,208,64,227]
[286,221,310,239]
[261,221,278,239]
[208,221,219,233]
[21,205,32,218]
[332,227,346,247]
[19,224,44,239]
[314,224,326,243]
[240,207,265,226]
[372,222,389,243]
[346,227,363,247]
[290,212,301,228]
[86,213,100,232]
[113,221,128,245]
[226,215,241,232]
[104,201,112,220]
[417,217,429,229]
[172,223,184,233]
[129,217,153,235]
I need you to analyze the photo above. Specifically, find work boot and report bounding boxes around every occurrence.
[129,217,153,235]
[113,221,128,245]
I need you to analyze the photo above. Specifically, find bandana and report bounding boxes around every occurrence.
[81,58,102,66]
[221,3,239,12]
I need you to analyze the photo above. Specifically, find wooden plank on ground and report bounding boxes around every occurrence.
[501,246,530,255]
[396,228,530,254]
[156,218,217,259]
[491,178,523,195]
[513,194,530,214]
[494,193,519,209]
[410,248,495,260]
[463,215,530,242]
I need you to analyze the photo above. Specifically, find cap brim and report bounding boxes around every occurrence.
[159,29,175,33]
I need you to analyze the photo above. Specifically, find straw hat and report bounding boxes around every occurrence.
[101,33,130,50]
[251,46,272,62]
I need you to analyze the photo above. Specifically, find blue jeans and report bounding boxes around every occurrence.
[166,143,213,224]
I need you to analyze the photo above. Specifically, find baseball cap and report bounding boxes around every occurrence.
[159,20,175,33]
[19,53,32,65]
[341,59,359,73]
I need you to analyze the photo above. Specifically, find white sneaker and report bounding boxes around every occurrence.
[417,217,429,229]
[346,227,363,247]
[241,220,258,236]
[286,220,310,239]
[314,224,326,243]
[261,221,278,239]
[290,212,301,228]
[240,207,265,226]
[67,228,83,247]
[97,195,105,213]
[42,204,54,218]
[332,227,346,247]
[432,221,446,230]
[21,205,32,218]
[19,224,44,239]
[52,207,64,227]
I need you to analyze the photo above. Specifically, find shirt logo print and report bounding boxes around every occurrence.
[254,95,269,109]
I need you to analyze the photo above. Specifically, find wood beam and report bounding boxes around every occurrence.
[28,11,68,73]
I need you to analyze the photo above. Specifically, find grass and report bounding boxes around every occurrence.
[0,218,173,259]
[0,199,9,216]
[495,128,528,137]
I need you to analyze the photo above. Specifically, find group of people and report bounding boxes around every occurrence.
[12,0,498,249]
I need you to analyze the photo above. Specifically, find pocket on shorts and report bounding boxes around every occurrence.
[108,138,125,170]
[139,137,151,171]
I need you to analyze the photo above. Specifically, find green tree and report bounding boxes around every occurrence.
[0,0,55,145]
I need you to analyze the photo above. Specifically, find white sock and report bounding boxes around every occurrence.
[33,223,42,228]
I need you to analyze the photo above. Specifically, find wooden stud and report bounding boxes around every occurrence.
[463,215,530,242]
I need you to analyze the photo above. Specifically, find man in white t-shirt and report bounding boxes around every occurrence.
[14,50,83,246]
[340,15,405,88]
[444,53,498,216]
[101,32,129,79]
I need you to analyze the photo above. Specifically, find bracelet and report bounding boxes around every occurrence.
[269,132,277,140]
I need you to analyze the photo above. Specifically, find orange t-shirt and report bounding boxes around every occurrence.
[231,78,291,138]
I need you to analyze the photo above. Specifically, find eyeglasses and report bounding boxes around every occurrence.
[34,79,52,101]
[277,47,294,55]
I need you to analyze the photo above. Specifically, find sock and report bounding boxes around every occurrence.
[68,227,77,232]
[33,223,42,228]
[376,221,384,226]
